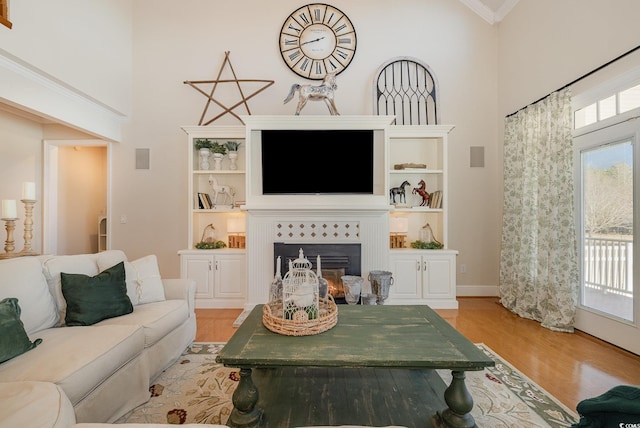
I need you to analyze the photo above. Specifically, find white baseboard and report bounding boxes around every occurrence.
[456,285,499,297]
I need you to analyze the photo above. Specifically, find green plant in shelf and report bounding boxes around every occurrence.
[195,240,227,249]
[224,141,241,152]
[194,139,214,150]
[410,240,444,249]
[210,141,227,155]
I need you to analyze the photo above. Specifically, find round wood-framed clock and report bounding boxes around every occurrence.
[279,3,357,80]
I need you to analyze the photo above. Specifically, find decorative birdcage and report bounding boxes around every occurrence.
[263,249,338,336]
[282,249,319,321]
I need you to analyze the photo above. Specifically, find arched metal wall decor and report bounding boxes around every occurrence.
[373,57,439,125]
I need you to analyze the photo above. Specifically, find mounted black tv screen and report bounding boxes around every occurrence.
[261,129,374,195]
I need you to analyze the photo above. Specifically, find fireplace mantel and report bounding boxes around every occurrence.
[240,116,397,308]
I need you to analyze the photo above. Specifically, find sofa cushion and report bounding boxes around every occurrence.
[98,254,166,306]
[0,324,144,406]
[61,262,133,326]
[97,299,189,348]
[0,256,59,333]
[0,381,76,428]
[128,255,166,305]
[0,298,43,363]
[43,254,100,325]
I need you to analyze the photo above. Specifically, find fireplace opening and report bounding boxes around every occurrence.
[273,243,361,304]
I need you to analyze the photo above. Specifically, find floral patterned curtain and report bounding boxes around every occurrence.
[499,89,579,332]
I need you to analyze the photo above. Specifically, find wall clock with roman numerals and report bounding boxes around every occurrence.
[279,3,357,80]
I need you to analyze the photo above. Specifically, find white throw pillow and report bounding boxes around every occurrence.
[0,257,59,334]
[41,254,99,326]
[127,255,165,305]
[96,250,139,305]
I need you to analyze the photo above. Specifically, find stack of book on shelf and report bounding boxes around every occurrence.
[196,192,213,209]
[429,190,443,209]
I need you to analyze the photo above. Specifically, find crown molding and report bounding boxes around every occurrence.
[459,0,520,25]
[495,0,520,22]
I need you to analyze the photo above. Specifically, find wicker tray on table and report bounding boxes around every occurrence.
[263,295,338,336]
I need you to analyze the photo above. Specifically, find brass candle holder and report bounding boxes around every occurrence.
[0,217,18,259]
[19,199,38,256]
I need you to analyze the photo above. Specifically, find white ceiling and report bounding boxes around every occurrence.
[459,0,520,24]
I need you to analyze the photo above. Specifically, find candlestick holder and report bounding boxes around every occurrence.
[0,217,19,259]
[20,199,38,256]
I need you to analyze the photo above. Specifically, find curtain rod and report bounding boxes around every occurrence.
[506,44,640,118]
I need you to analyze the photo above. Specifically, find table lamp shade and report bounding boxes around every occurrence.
[389,217,409,234]
[227,218,245,234]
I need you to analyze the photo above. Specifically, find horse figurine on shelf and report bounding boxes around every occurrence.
[412,180,431,207]
[389,180,411,204]
[284,72,340,115]
[208,175,235,206]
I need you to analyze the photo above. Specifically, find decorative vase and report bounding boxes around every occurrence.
[341,275,363,305]
[212,153,224,170]
[228,151,238,170]
[199,148,211,170]
[368,270,394,305]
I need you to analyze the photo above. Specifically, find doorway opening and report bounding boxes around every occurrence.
[43,139,111,255]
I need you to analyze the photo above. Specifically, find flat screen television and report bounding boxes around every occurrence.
[261,129,374,195]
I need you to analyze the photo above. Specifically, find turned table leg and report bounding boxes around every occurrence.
[433,370,477,428]
[227,367,263,428]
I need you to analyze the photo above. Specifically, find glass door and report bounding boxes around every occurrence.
[574,119,639,354]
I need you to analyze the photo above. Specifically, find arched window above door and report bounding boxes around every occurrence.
[373,57,439,125]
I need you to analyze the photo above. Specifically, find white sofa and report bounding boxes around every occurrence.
[0,250,197,425]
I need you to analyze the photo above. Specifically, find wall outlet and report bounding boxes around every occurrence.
[120,215,127,224]
[460,264,467,273]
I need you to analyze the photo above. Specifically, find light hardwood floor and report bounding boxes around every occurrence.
[195,297,640,412]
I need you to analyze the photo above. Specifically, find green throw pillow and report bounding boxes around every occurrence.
[0,297,43,364]
[61,261,133,326]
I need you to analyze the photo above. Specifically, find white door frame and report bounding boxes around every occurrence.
[42,139,112,255]
[574,118,640,355]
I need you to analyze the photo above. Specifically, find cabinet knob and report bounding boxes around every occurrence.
[417,260,421,271]
[423,261,427,271]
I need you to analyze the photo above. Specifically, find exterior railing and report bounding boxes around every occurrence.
[584,236,633,297]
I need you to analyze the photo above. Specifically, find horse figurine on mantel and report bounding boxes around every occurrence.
[284,72,340,115]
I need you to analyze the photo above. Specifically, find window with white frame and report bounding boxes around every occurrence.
[574,75,640,130]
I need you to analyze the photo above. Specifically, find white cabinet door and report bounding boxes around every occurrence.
[388,250,458,308]
[423,255,455,299]
[214,254,246,299]
[182,254,214,300]
[389,254,421,300]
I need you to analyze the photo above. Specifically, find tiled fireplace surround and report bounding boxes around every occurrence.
[242,115,395,309]
[245,209,389,307]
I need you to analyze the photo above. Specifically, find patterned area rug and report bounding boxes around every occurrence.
[117,342,578,427]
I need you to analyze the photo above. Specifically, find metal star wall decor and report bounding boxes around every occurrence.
[184,51,274,125]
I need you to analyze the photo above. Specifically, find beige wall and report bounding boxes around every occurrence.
[0,0,133,117]
[498,0,640,118]
[0,109,44,253]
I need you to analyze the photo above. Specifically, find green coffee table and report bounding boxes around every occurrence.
[216,304,494,428]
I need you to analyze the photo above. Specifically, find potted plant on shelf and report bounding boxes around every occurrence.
[195,139,214,170]
[210,141,228,170]
[225,141,241,170]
